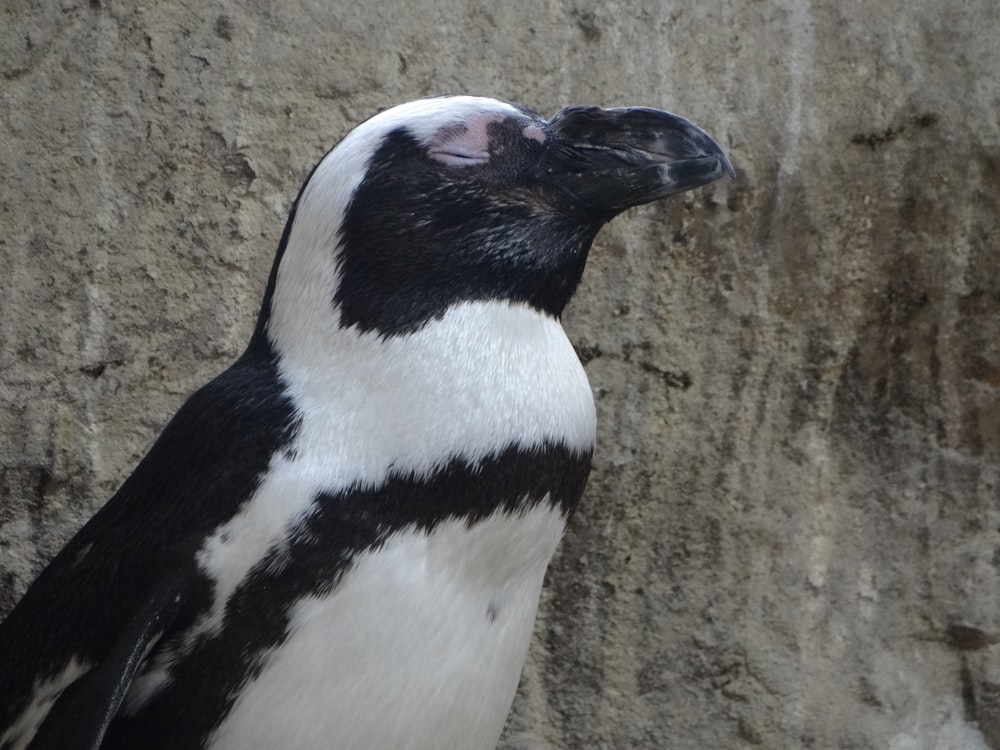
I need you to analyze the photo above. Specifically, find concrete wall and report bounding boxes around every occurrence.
[2,1,998,747]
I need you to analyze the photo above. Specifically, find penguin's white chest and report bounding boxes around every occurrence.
[205,503,567,750]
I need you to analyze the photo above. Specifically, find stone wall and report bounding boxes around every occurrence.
[1,1,998,747]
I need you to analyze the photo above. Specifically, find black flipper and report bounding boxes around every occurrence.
[27,574,188,750]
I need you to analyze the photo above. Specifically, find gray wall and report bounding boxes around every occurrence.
[2,1,998,748]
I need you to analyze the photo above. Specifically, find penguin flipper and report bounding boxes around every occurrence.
[26,573,188,750]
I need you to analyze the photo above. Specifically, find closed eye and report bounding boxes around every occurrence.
[429,148,490,167]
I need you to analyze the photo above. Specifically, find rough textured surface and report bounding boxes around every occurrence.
[1,1,998,748]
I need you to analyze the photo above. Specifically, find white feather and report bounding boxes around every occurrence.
[0,657,91,750]
[205,503,566,750]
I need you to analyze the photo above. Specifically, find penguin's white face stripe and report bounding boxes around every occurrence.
[290,97,528,253]
[352,96,527,154]
[266,96,545,349]
[186,300,594,645]
[0,657,91,750]
[204,502,565,750]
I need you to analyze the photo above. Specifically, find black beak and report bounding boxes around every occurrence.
[537,105,734,216]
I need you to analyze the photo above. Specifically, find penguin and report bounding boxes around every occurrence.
[0,95,732,750]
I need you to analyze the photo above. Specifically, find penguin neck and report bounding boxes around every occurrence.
[262,283,597,481]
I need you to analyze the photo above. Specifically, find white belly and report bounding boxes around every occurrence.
[205,503,567,750]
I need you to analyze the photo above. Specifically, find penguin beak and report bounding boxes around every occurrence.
[538,106,735,216]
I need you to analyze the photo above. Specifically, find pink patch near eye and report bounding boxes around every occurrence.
[427,112,504,167]
[522,124,546,144]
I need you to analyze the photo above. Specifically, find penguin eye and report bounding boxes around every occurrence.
[428,148,490,167]
[425,116,499,167]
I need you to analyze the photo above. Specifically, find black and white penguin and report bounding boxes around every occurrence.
[0,95,732,750]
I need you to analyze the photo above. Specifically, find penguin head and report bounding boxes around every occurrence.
[259,95,731,344]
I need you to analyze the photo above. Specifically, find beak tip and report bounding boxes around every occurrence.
[721,153,736,180]
[702,131,734,180]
